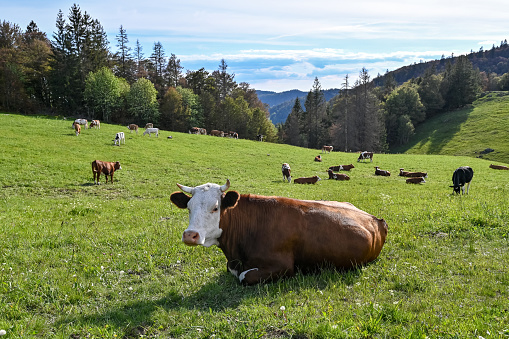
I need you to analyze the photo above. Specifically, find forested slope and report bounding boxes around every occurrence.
[392,92,509,163]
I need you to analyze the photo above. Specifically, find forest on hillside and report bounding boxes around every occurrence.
[2,4,509,150]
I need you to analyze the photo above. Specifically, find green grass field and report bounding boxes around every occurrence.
[393,91,509,164]
[0,113,508,338]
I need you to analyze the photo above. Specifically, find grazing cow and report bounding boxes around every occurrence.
[406,177,426,184]
[73,119,88,129]
[357,151,374,162]
[145,123,153,129]
[322,145,333,153]
[89,120,100,129]
[314,155,322,162]
[489,164,509,170]
[210,130,224,137]
[374,166,391,176]
[257,134,264,141]
[74,122,81,136]
[114,132,125,146]
[327,169,350,181]
[399,168,428,178]
[294,176,321,184]
[282,163,291,182]
[91,160,122,184]
[229,131,239,139]
[329,164,355,171]
[170,180,388,285]
[189,127,200,134]
[143,128,159,137]
[199,128,207,135]
[451,166,474,194]
[127,124,138,134]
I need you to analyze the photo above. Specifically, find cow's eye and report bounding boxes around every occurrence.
[212,207,219,212]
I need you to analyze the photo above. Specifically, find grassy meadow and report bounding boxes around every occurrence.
[0,113,508,338]
[393,92,509,164]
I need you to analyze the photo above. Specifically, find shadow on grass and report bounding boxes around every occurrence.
[392,107,472,154]
[55,267,364,334]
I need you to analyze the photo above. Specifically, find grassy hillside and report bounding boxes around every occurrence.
[1,113,508,338]
[392,91,509,163]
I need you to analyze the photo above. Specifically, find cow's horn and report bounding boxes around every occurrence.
[220,179,230,192]
[177,183,193,194]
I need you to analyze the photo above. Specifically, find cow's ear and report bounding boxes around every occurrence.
[170,192,191,209]
[222,191,240,210]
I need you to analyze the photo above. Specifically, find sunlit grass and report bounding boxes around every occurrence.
[0,113,508,338]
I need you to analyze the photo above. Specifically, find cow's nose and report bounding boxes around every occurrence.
[182,230,200,245]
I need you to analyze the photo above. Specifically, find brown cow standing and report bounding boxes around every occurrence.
[489,164,509,170]
[127,124,138,134]
[322,145,333,153]
[329,164,355,171]
[74,123,81,136]
[91,160,122,184]
[170,180,388,285]
[210,130,224,137]
[357,151,373,162]
[294,176,321,184]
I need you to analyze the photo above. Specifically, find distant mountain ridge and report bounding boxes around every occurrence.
[256,88,339,124]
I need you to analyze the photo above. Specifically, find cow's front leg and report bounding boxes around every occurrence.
[239,260,295,285]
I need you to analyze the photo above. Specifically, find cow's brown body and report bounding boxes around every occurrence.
[322,145,333,153]
[399,168,427,178]
[314,155,322,162]
[74,123,81,136]
[128,124,138,134]
[210,130,223,137]
[406,177,425,184]
[218,194,388,285]
[375,166,391,176]
[91,160,121,184]
[328,169,350,180]
[329,164,355,171]
[294,176,321,184]
[489,164,509,170]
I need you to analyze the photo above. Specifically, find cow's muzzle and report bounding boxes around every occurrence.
[182,230,200,246]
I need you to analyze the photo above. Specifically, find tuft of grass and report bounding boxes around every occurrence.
[0,112,508,338]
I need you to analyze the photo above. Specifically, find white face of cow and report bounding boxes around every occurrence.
[173,181,231,247]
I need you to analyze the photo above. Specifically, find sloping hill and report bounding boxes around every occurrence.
[392,91,509,163]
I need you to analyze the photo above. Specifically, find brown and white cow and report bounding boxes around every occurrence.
[294,176,321,184]
[357,151,373,162]
[199,128,207,135]
[374,166,391,176]
[145,123,154,129]
[74,122,81,136]
[489,164,509,170]
[406,177,426,184]
[329,164,355,171]
[322,145,333,153]
[282,163,291,183]
[314,155,322,162]
[127,124,138,134]
[91,160,122,184]
[210,130,224,137]
[327,169,350,181]
[189,127,200,134]
[399,168,428,178]
[170,180,388,285]
[89,120,100,129]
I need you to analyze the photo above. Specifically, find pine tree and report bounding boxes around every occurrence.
[166,53,183,88]
[115,25,134,82]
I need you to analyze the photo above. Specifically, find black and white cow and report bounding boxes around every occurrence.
[450,166,474,194]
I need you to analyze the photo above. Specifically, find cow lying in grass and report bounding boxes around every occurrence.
[170,180,388,285]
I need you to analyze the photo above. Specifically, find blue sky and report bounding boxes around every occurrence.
[2,0,509,92]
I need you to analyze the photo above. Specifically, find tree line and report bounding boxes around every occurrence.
[0,4,277,141]
[2,4,509,149]
[281,49,509,151]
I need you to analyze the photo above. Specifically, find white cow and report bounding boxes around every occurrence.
[114,132,125,146]
[73,119,88,129]
[143,128,159,137]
